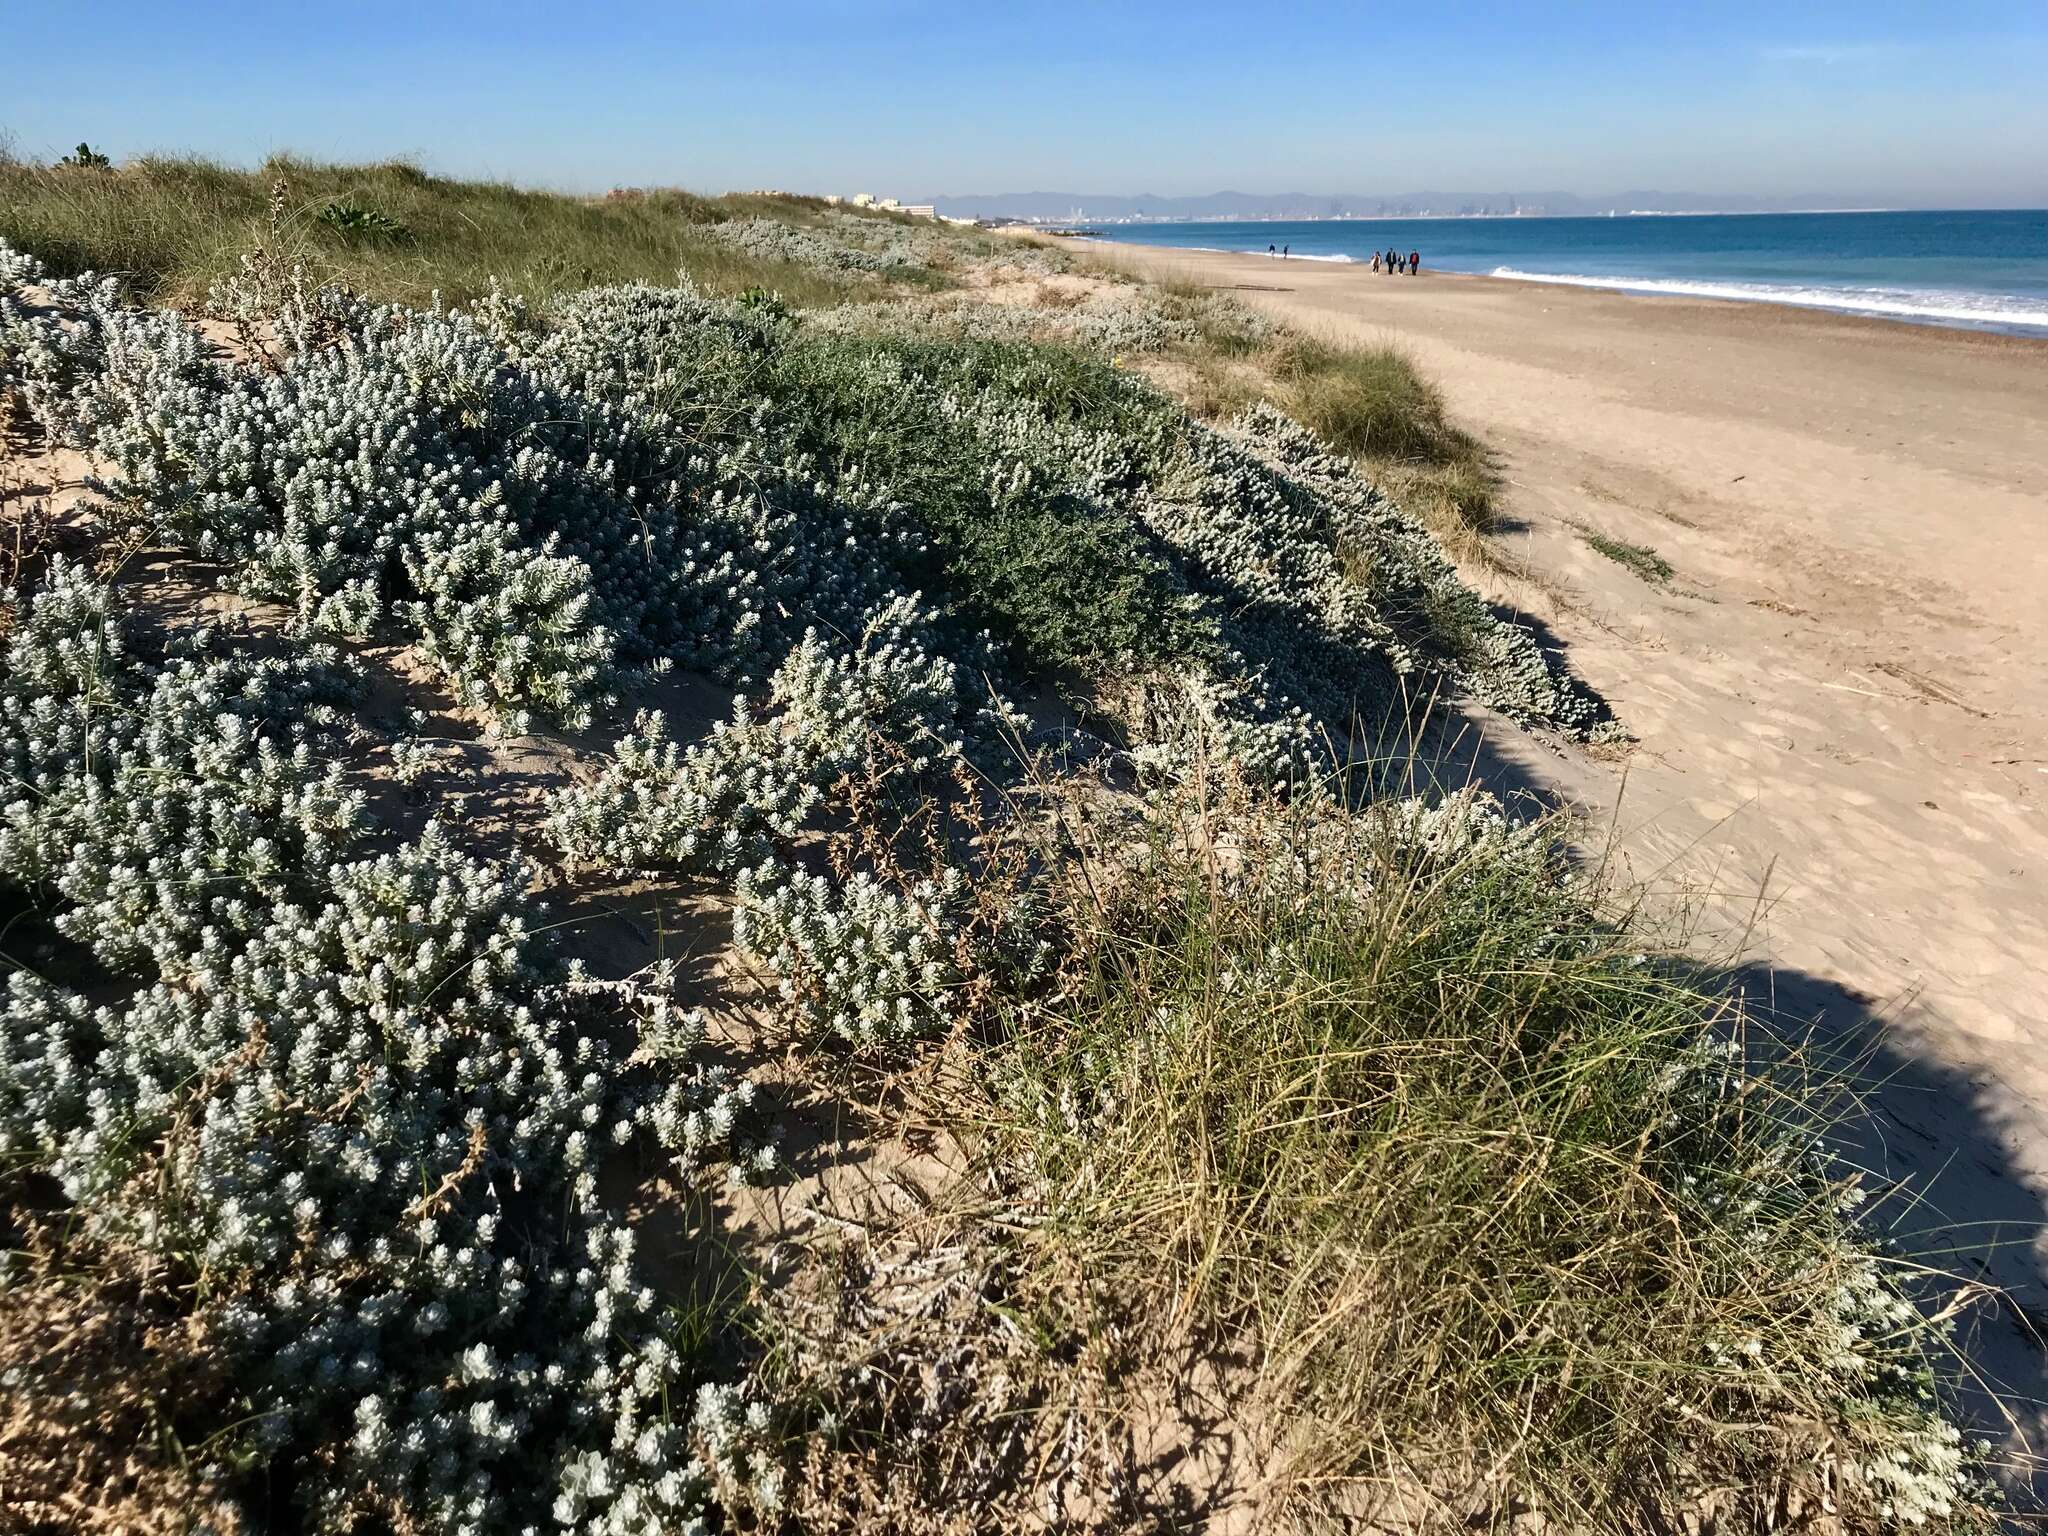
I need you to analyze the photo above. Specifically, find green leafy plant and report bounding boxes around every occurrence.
[316,199,412,244]
[58,143,112,170]
[735,284,791,319]
[1580,526,1675,585]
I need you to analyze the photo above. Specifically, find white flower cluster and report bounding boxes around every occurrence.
[1859,1411,1970,1527]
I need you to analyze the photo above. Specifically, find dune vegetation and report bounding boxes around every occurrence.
[0,153,2006,1534]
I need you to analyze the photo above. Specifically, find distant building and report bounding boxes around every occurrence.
[838,194,937,218]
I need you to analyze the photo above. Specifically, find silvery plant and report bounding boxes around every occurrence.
[1,825,775,1531]
[813,288,1208,355]
[734,861,965,1048]
[0,558,368,974]
[706,215,924,274]
[3,251,900,733]
[1,827,759,1532]
[1230,404,1612,735]
[550,593,966,876]
[0,562,776,1531]
[546,701,820,877]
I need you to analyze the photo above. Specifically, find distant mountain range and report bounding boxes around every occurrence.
[918,189,1884,221]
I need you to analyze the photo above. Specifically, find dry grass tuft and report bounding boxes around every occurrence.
[971,771,1998,1532]
[0,1233,246,1535]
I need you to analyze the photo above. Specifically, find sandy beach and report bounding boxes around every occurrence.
[1073,237,2048,1424]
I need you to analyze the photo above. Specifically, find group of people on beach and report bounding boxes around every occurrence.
[1265,242,1421,274]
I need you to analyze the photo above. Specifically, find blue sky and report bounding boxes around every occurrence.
[5,1,2045,204]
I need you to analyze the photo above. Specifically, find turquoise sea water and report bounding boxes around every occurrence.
[1081,210,2048,334]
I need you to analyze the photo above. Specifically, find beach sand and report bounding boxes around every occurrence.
[1072,238,2048,1438]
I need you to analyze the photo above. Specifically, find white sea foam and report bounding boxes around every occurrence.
[1238,249,1356,263]
[1490,267,2048,329]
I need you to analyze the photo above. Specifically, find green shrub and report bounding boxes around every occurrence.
[315,199,411,244]
[764,334,1211,676]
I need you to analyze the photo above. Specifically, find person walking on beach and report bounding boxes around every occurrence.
[1268,243,1276,256]
[1371,250,1382,272]
[1385,247,1398,274]
[1281,244,1289,259]
[1408,249,1421,275]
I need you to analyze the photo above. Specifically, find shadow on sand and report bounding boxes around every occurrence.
[1393,701,2047,1508]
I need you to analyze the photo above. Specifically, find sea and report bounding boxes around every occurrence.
[1079,209,2048,334]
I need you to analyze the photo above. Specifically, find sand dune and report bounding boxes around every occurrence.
[1074,238,2048,1437]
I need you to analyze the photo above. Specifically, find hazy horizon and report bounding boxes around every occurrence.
[911,191,2047,219]
[7,0,2047,209]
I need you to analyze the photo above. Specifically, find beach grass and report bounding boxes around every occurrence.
[0,150,900,310]
[989,777,1989,1529]
[1580,527,1676,586]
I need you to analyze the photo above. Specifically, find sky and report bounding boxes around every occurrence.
[5,0,2046,206]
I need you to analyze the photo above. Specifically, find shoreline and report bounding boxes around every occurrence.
[1071,233,2048,341]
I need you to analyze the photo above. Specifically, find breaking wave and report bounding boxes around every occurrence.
[1489,267,2048,330]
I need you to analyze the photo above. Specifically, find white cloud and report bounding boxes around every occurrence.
[1760,42,1910,66]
